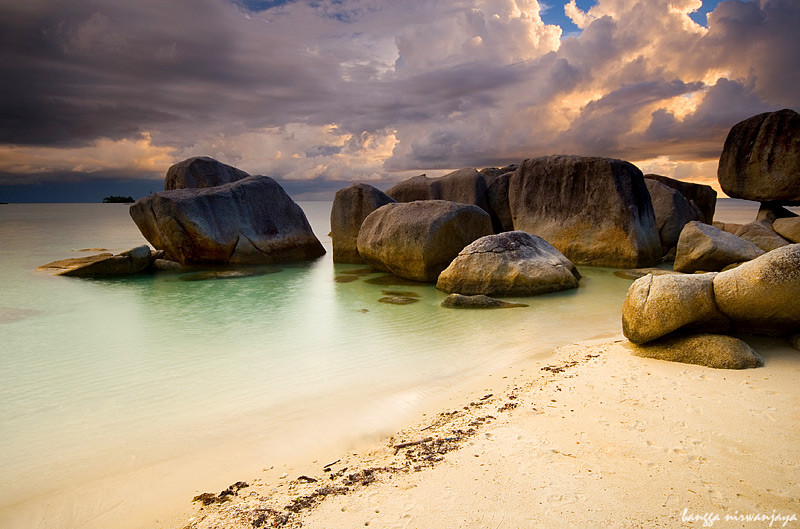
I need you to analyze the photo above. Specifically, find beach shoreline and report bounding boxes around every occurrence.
[180,335,800,529]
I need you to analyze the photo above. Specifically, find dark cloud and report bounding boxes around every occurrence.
[0,0,799,194]
[561,79,705,156]
[703,0,800,106]
[0,0,333,147]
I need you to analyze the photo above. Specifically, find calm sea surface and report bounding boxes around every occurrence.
[0,198,786,528]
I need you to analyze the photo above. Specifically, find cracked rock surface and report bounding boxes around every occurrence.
[436,231,580,297]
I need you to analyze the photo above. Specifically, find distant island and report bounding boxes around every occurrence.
[102,196,134,203]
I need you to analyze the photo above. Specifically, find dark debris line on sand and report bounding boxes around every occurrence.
[183,351,603,529]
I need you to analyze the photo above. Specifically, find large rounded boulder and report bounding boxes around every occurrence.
[713,244,800,335]
[164,156,250,191]
[674,221,764,273]
[130,175,325,264]
[436,231,579,296]
[356,200,493,282]
[622,272,729,344]
[717,109,800,204]
[330,183,395,264]
[386,168,489,211]
[508,155,661,268]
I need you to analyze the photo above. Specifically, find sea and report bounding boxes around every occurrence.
[0,198,789,528]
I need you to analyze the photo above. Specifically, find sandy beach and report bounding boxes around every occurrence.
[181,335,799,529]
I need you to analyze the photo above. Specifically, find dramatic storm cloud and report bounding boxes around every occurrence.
[0,0,798,197]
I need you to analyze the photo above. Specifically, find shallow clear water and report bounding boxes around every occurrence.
[0,198,790,527]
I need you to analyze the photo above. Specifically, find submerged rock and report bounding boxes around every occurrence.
[363,274,428,286]
[382,290,421,297]
[178,268,281,281]
[622,272,729,344]
[378,295,419,305]
[164,156,250,191]
[508,155,661,268]
[440,293,528,309]
[339,267,375,276]
[628,334,763,369]
[674,221,764,273]
[38,246,156,276]
[0,308,42,323]
[330,183,395,264]
[717,109,800,204]
[436,231,579,296]
[130,175,325,265]
[357,200,493,283]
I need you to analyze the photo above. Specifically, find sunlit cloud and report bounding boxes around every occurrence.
[0,0,797,197]
[0,133,174,182]
[564,0,596,29]
[635,156,721,193]
[174,124,399,182]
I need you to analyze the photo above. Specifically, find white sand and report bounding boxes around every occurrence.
[184,335,800,529]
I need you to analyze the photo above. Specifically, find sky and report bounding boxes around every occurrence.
[0,0,798,202]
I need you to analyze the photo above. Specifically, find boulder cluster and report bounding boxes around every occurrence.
[39,157,326,276]
[622,244,799,368]
[332,155,692,299]
[39,108,799,364]
[623,245,800,342]
[621,108,800,368]
[329,108,798,361]
[333,155,676,273]
[130,157,325,266]
[331,153,723,301]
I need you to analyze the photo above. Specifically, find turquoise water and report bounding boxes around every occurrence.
[0,198,784,528]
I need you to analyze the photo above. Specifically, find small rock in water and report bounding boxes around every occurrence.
[38,246,155,276]
[0,308,42,324]
[178,268,280,281]
[381,290,421,297]
[334,275,359,283]
[378,296,419,305]
[440,293,528,309]
[364,274,428,286]
[340,267,376,276]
